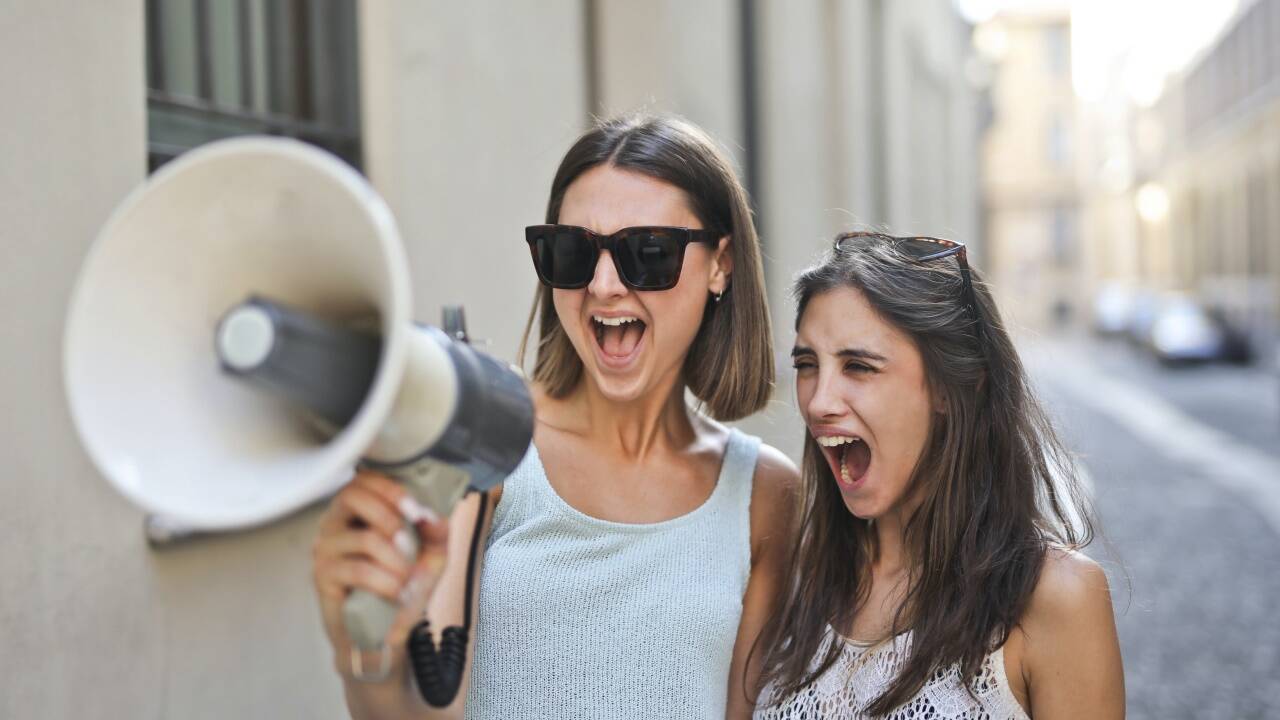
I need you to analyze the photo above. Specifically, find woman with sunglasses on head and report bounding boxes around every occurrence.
[752,232,1124,719]
[313,114,799,719]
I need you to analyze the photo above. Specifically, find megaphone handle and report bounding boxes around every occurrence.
[341,515,421,677]
[339,460,469,681]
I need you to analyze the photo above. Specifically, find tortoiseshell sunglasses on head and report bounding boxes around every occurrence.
[833,231,981,325]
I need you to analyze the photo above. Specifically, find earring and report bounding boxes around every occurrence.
[714,291,724,303]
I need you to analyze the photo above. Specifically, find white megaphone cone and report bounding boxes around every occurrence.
[64,137,415,529]
[64,137,533,694]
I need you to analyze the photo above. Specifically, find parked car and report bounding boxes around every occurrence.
[1148,294,1243,364]
[1092,283,1133,336]
[1125,289,1161,347]
[1205,307,1253,364]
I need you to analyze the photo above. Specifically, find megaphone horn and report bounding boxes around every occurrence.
[63,137,535,701]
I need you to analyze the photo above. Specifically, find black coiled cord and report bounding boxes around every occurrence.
[408,490,488,708]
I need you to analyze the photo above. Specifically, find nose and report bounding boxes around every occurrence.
[804,368,847,422]
[587,249,627,300]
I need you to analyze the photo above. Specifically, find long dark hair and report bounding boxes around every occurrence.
[517,113,774,420]
[755,233,1094,715]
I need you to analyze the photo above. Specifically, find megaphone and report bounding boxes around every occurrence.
[63,137,534,699]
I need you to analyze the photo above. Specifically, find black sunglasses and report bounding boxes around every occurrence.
[525,224,721,291]
[834,231,981,325]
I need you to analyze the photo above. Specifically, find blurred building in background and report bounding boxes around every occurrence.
[976,0,1279,366]
[977,1,1081,330]
[1,1,982,716]
[1138,0,1280,363]
[1064,0,1278,364]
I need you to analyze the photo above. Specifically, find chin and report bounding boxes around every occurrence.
[836,479,888,520]
[841,497,883,520]
[588,369,650,402]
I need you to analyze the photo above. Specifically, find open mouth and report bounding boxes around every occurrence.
[591,315,647,365]
[817,435,872,487]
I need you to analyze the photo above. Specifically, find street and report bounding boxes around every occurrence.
[1025,334,1280,719]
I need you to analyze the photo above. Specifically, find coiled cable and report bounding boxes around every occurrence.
[407,490,488,707]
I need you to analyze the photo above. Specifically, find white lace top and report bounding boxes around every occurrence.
[755,626,1029,720]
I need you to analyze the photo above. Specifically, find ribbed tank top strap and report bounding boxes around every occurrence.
[719,427,761,491]
[486,441,543,542]
[718,427,760,572]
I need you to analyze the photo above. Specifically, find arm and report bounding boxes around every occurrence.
[1019,550,1125,719]
[313,471,502,720]
[726,444,800,719]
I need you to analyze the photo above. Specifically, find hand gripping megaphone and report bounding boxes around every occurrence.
[62,137,533,703]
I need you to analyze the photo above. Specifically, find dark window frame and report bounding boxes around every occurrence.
[145,0,361,173]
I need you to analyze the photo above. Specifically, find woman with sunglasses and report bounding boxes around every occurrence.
[313,114,798,719]
[752,232,1124,718]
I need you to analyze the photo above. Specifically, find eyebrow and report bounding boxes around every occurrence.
[790,345,888,363]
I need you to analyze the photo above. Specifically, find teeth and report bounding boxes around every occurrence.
[816,435,861,447]
[593,315,640,327]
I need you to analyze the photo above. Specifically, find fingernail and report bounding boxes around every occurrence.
[392,527,417,558]
[397,496,440,525]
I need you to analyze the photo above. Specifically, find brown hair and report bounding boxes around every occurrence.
[517,114,774,421]
[755,233,1094,714]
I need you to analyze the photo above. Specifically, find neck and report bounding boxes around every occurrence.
[561,369,695,461]
[870,490,925,578]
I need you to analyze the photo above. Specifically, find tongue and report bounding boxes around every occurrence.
[602,323,643,357]
[842,441,871,480]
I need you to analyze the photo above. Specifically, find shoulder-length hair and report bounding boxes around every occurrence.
[755,232,1094,715]
[517,113,774,421]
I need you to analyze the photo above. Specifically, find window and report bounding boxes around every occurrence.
[145,0,361,172]
[1046,113,1070,169]
[1043,24,1069,78]
[1050,205,1076,267]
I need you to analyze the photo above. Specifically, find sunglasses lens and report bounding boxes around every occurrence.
[616,230,683,289]
[533,228,596,287]
[896,238,954,260]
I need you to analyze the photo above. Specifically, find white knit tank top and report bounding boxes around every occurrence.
[755,627,1029,719]
[465,428,760,719]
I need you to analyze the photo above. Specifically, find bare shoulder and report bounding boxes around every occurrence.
[1024,548,1114,627]
[1016,548,1125,718]
[753,442,800,499]
[749,441,800,552]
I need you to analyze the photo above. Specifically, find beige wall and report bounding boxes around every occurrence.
[595,0,743,153]
[753,0,980,460]
[2,2,588,718]
[360,0,587,363]
[2,1,978,715]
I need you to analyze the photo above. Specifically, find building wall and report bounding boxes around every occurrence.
[753,0,980,460]
[1151,0,1280,361]
[1076,0,1280,360]
[980,10,1081,331]
[1,1,978,715]
[359,0,587,363]
[594,0,743,153]
[1,2,588,718]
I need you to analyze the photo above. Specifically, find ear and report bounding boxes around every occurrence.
[708,235,733,295]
